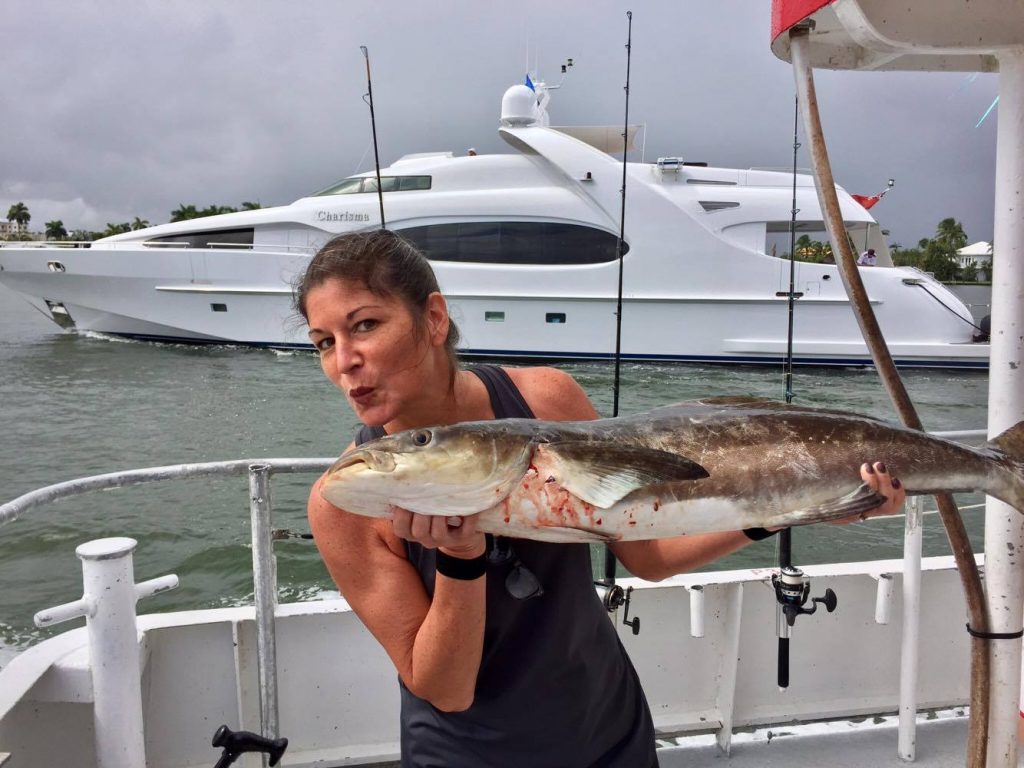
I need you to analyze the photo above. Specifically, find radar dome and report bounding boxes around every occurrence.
[501,84,538,127]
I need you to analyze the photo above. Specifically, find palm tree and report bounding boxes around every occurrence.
[934,217,968,252]
[131,217,150,231]
[44,220,67,240]
[170,204,198,222]
[102,222,131,237]
[7,202,30,229]
[198,205,237,217]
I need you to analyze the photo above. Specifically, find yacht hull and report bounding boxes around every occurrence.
[0,245,988,368]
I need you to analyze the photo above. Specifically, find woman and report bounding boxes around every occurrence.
[298,230,904,767]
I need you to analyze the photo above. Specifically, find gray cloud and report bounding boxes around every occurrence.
[2,0,999,245]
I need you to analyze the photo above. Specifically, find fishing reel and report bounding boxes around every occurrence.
[211,725,287,768]
[772,565,837,626]
[594,581,641,635]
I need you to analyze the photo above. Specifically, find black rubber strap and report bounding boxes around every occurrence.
[435,550,488,580]
[966,624,1024,640]
[743,527,778,541]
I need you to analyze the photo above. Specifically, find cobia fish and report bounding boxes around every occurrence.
[321,397,1024,543]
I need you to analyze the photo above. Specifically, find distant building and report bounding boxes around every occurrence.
[0,220,29,237]
[955,241,993,281]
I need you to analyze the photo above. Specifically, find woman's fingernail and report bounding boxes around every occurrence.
[864,463,875,474]
[876,462,887,474]
[447,516,463,528]
[892,478,902,489]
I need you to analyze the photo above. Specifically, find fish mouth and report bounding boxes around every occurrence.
[329,449,397,475]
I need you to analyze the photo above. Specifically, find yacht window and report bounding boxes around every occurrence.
[764,220,866,263]
[314,176,432,196]
[145,228,254,249]
[398,222,627,265]
[399,176,432,191]
[316,178,363,195]
[699,201,740,212]
[363,177,399,193]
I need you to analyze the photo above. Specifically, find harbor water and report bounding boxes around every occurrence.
[0,283,990,659]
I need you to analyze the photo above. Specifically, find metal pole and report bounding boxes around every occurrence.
[249,464,280,747]
[898,496,924,761]
[984,50,1024,768]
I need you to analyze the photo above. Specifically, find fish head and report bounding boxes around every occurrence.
[321,423,535,518]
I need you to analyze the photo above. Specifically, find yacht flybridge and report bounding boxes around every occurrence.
[0,78,988,368]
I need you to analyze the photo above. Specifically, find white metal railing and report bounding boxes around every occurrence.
[0,239,318,253]
[0,428,988,761]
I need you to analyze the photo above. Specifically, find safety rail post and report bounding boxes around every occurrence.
[898,495,924,761]
[249,463,280,747]
[32,537,178,768]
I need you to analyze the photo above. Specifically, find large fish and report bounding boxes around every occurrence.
[321,397,1024,543]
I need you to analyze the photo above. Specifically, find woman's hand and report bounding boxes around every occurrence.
[389,507,486,557]
[861,460,905,517]
[831,461,905,524]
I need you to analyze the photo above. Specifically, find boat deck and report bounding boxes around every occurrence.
[658,712,968,768]
[354,712,969,768]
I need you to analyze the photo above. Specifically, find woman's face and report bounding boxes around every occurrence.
[305,277,449,428]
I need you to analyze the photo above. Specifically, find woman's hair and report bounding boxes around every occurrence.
[295,230,461,381]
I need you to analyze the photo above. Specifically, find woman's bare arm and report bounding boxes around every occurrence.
[309,462,486,712]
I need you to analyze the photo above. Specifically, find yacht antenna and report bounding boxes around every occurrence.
[597,11,636,627]
[360,45,386,229]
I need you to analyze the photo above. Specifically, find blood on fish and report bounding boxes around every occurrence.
[653,500,661,511]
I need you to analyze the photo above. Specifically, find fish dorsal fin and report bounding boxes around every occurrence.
[536,441,708,509]
[689,396,833,414]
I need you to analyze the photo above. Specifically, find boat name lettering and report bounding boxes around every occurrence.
[316,211,370,222]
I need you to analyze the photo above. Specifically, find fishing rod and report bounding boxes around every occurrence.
[597,11,640,636]
[611,9,632,420]
[772,93,836,690]
[360,45,386,229]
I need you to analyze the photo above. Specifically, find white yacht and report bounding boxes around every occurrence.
[0,78,988,368]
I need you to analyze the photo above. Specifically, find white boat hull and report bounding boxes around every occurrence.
[0,243,989,368]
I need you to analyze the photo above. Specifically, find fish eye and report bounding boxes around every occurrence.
[412,430,432,446]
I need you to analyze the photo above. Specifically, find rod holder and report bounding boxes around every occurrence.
[873,573,894,625]
[688,585,705,638]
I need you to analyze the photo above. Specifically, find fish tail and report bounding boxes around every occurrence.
[986,420,1024,512]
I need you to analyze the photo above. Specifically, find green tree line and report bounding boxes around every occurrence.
[3,201,263,242]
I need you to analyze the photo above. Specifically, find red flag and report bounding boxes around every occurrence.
[852,187,890,210]
[851,194,880,209]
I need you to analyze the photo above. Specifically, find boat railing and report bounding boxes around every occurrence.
[0,239,318,254]
[0,428,989,758]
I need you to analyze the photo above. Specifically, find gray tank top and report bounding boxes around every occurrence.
[356,365,658,768]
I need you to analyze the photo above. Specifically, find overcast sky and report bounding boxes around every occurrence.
[1,0,1000,247]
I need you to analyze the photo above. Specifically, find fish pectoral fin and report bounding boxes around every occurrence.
[538,442,708,509]
[789,483,888,525]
